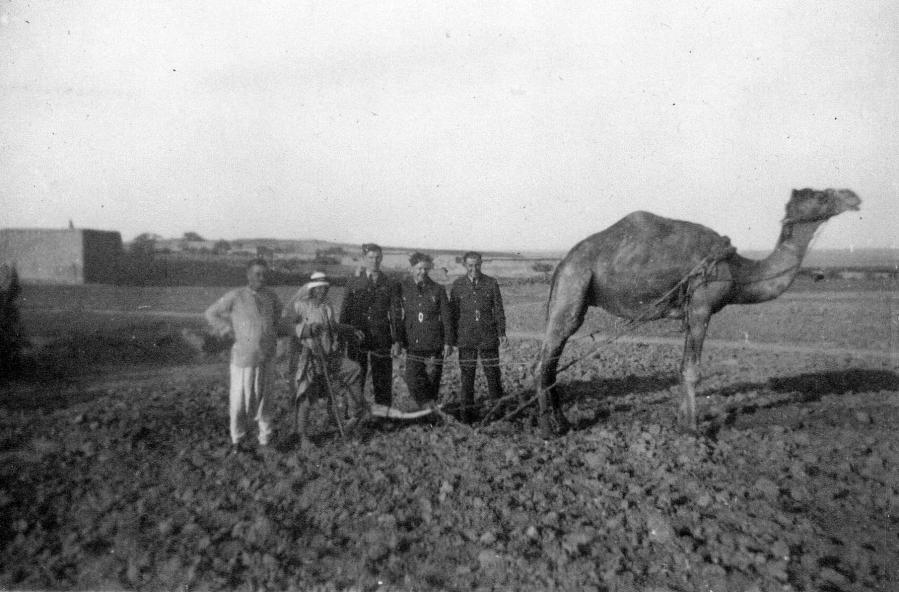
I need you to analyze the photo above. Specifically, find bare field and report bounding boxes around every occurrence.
[2,280,898,590]
[17,277,897,350]
[505,286,897,354]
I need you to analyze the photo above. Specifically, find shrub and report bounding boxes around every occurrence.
[0,264,33,378]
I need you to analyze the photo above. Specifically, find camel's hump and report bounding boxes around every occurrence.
[588,210,736,263]
[621,210,681,225]
[619,210,725,242]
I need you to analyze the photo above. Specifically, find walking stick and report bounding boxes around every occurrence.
[311,339,345,440]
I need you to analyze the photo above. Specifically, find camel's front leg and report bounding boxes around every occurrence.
[680,307,711,432]
[536,264,593,435]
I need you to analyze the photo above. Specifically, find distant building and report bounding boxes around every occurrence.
[154,238,218,253]
[228,240,274,257]
[0,227,123,284]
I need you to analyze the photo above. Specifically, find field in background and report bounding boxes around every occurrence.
[82,245,899,287]
[505,284,897,353]
[13,276,897,380]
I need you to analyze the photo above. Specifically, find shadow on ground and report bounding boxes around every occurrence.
[712,368,899,401]
[503,373,681,432]
[514,368,899,434]
[699,368,899,432]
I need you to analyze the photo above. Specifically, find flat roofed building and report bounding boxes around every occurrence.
[0,227,123,284]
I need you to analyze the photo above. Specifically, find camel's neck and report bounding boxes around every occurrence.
[731,220,823,304]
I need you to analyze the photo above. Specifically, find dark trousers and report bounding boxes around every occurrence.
[348,345,394,406]
[406,349,444,405]
[459,347,503,407]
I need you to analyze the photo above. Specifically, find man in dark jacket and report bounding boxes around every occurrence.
[450,251,507,421]
[395,252,454,407]
[339,243,399,407]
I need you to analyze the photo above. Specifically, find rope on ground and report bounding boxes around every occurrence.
[432,406,477,434]
[325,248,812,432]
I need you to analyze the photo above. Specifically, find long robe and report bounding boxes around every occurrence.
[284,289,341,399]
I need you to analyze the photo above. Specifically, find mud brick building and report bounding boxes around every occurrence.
[0,227,123,284]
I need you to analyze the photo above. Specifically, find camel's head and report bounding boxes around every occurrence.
[783,188,861,224]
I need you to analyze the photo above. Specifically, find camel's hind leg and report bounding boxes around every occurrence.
[537,268,592,433]
[679,305,711,432]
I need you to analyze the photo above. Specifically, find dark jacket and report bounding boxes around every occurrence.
[396,276,454,351]
[450,274,506,349]
[339,272,399,350]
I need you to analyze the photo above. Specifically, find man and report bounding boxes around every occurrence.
[284,272,367,444]
[450,251,508,421]
[339,244,399,407]
[395,252,454,408]
[205,258,283,451]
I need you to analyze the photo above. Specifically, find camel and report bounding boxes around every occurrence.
[536,187,861,434]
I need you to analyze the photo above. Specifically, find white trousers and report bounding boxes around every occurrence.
[229,362,274,445]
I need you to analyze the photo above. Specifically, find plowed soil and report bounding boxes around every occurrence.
[1,283,897,591]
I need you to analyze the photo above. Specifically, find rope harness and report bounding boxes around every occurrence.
[308,228,818,430]
[478,233,816,427]
[478,252,726,426]
[327,253,726,428]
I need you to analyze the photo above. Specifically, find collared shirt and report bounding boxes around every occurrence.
[204,286,283,367]
[450,272,506,349]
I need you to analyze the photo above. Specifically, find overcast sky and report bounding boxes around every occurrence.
[2,1,896,252]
